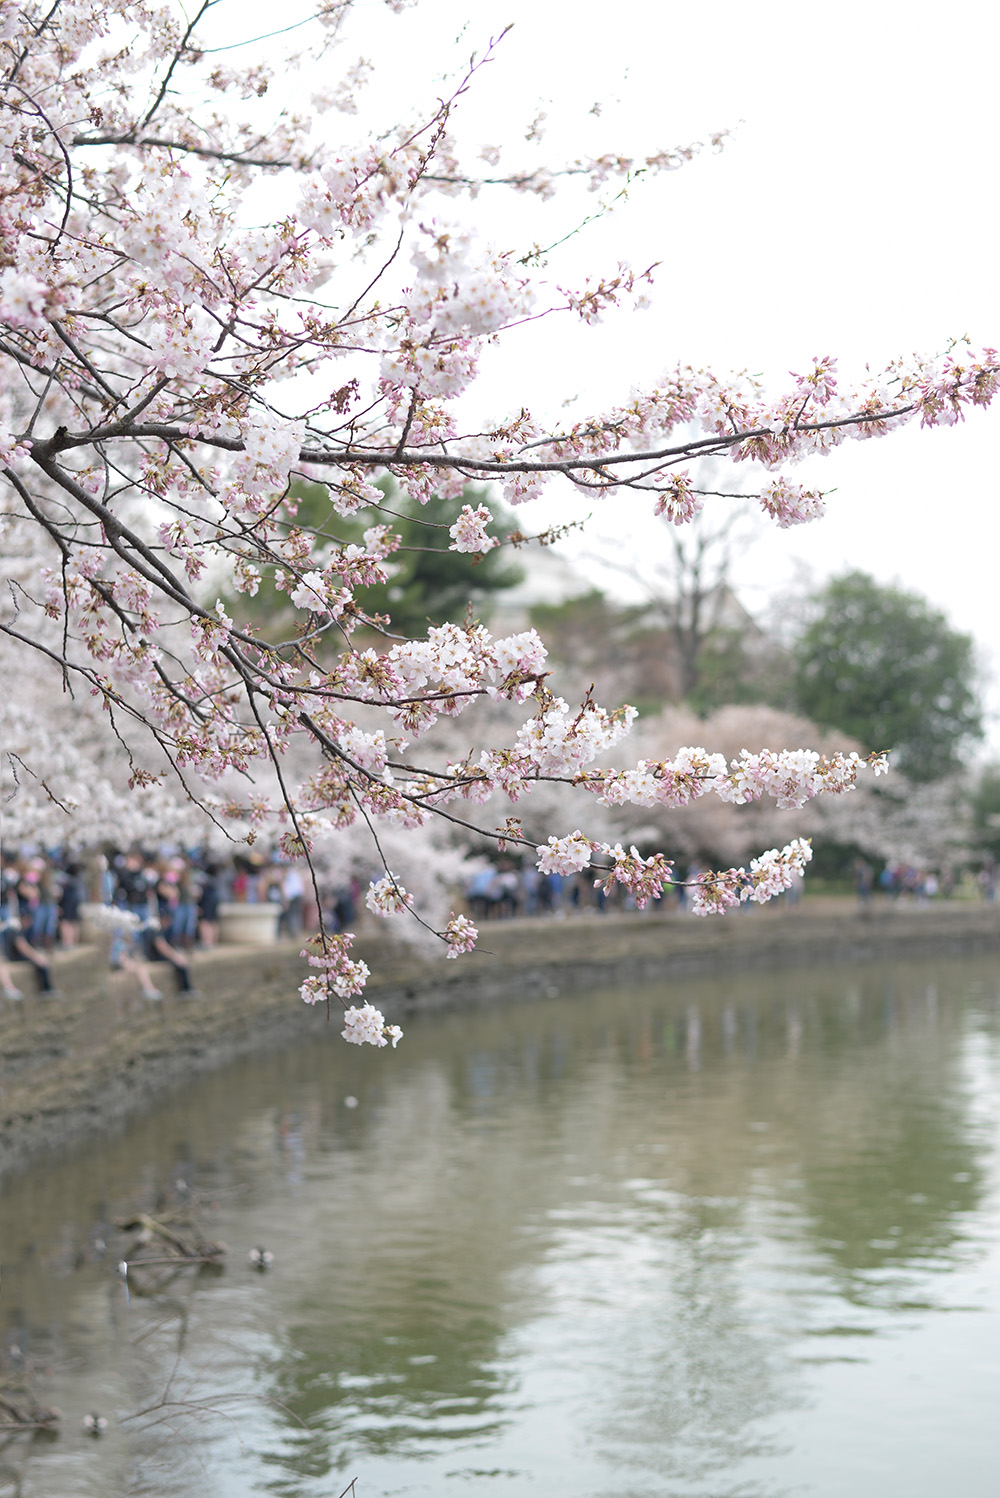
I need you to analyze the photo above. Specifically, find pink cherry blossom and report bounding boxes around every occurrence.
[449,503,499,554]
[536,831,594,875]
[365,874,414,917]
[444,913,479,958]
[341,1003,403,1047]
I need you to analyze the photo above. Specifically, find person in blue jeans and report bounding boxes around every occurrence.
[1,893,55,995]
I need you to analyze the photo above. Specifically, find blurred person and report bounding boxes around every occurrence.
[198,861,221,948]
[1,886,55,995]
[154,862,183,944]
[34,859,61,948]
[520,865,540,916]
[173,860,201,949]
[58,859,85,947]
[495,865,520,919]
[115,849,153,914]
[96,907,164,1001]
[279,862,305,939]
[141,911,196,994]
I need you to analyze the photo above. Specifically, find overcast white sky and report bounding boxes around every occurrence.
[231,0,1000,742]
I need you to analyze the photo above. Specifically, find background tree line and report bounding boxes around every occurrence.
[225,478,993,884]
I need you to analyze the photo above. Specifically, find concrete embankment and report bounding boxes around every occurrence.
[2,897,999,1176]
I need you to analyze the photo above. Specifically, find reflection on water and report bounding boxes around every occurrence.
[3,955,1000,1496]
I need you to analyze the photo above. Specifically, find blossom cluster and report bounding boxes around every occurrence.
[365,874,414,917]
[449,503,499,554]
[758,478,827,528]
[0,268,52,330]
[408,229,535,339]
[517,699,638,777]
[715,749,888,810]
[586,748,886,814]
[300,934,371,1004]
[341,1003,404,1048]
[592,749,726,809]
[654,475,704,526]
[443,912,479,958]
[690,839,813,916]
[594,844,675,909]
[536,830,594,875]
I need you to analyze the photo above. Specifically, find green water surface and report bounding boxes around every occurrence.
[2,953,1000,1496]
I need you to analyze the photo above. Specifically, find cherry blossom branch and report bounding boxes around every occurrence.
[1,0,994,1050]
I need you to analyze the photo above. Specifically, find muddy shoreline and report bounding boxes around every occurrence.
[2,897,999,1179]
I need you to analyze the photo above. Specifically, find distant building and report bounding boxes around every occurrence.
[489,547,589,633]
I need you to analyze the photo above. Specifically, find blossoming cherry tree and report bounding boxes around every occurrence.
[1,0,996,1044]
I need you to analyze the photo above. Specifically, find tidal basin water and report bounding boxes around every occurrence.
[4,952,1000,1497]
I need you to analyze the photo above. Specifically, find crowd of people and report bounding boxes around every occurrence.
[854,858,998,904]
[1,843,701,997]
[0,847,361,1001]
[3,843,998,1000]
[464,853,1000,923]
[460,858,798,923]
